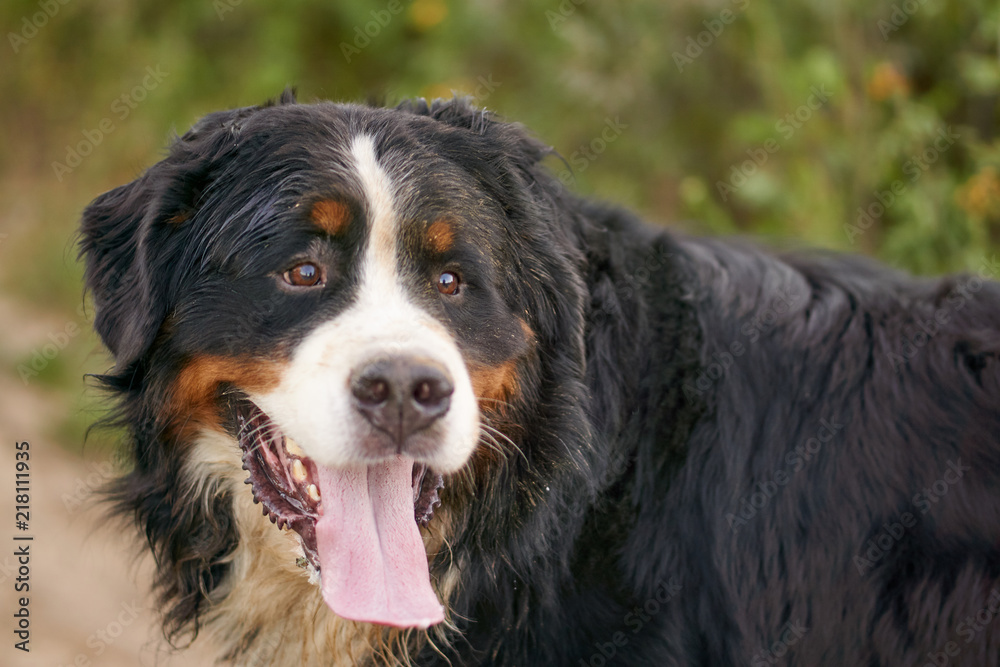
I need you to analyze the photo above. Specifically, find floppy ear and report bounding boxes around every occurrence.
[79,93,297,370]
[79,173,167,371]
[398,96,552,167]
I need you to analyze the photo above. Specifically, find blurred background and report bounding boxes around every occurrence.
[0,0,998,664]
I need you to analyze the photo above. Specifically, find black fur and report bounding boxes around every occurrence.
[80,94,1000,665]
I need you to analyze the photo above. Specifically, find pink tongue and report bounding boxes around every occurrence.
[313,456,444,628]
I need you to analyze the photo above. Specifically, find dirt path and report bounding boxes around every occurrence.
[1,294,217,666]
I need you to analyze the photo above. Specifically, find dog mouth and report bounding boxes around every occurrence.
[235,400,446,628]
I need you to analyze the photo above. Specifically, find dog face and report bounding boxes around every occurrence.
[79,96,585,638]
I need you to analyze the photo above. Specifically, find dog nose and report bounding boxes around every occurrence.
[350,357,454,445]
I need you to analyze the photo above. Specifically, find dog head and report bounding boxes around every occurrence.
[80,93,591,644]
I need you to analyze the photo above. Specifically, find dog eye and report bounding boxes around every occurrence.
[283,262,324,287]
[437,271,460,295]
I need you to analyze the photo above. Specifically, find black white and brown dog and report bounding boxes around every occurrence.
[79,92,1000,666]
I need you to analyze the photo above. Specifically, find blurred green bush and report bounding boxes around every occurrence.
[0,0,997,402]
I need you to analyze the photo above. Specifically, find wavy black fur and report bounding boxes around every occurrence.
[80,93,1000,665]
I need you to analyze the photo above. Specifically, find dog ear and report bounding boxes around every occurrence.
[79,173,165,372]
[79,99,287,371]
[398,96,552,167]
[397,96,495,132]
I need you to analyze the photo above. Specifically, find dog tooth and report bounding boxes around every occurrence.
[292,459,307,482]
[285,437,305,457]
[307,484,320,501]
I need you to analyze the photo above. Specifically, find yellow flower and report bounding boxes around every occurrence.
[867,62,910,101]
[956,166,1000,219]
[410,0,448,31]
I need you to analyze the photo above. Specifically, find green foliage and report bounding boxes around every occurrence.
[1,0,998,432]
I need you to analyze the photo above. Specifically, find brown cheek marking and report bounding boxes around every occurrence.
[169,355,282,434]
[466,319,535,476]
[468,360,523,468]
[469,359,519,409]
[469,318,535,410]
[426,219,455,254]
[310,199,350,236]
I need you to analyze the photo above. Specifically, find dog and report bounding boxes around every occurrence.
[79,92,1000,666]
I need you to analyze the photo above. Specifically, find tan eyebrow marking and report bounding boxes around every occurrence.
[310,199,351,236]
[426,219,455,253]
[167,210,191,225]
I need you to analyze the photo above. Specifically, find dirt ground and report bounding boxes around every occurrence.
[1,294,218,667]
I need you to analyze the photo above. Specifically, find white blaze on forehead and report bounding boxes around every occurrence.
[347,133,444,360]
[351,134,400,298]
[249,133,479,473]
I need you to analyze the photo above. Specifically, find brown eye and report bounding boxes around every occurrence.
[437,271,460,295]
[283,262,323,287]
